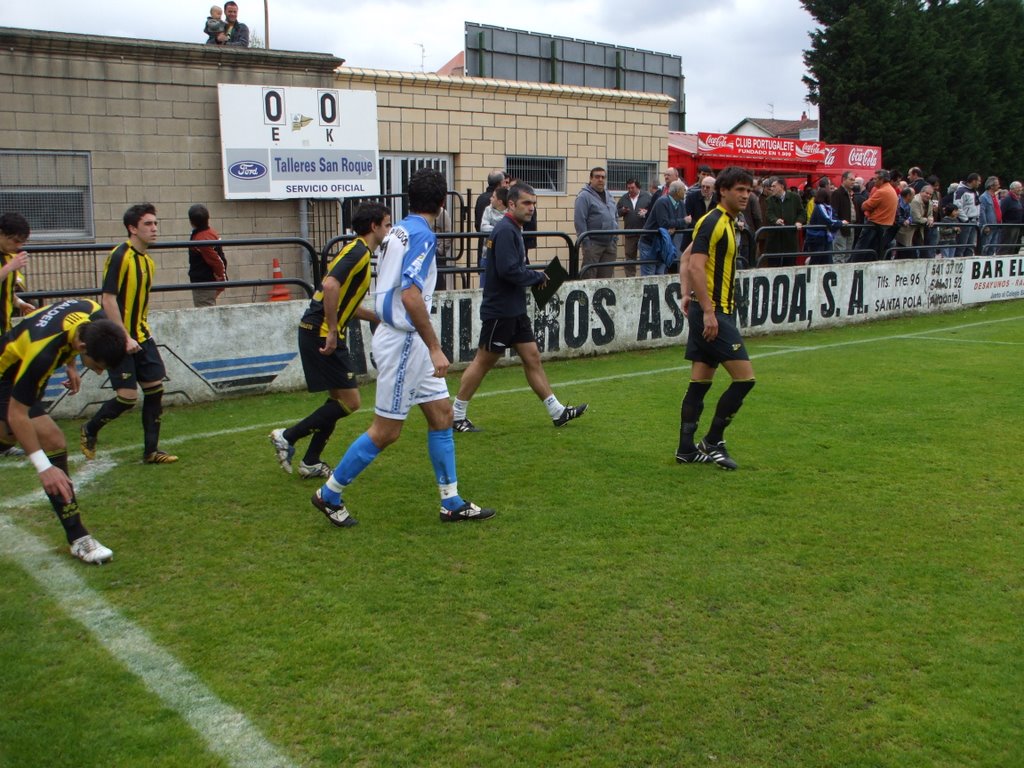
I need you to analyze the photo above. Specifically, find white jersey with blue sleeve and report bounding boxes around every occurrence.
[373,214,437,332]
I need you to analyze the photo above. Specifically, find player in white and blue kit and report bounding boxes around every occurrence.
[311,168,495,527]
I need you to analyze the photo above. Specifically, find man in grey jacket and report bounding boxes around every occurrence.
[574,167,618,279]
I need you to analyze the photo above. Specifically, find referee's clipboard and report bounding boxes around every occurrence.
[531,257,569,309]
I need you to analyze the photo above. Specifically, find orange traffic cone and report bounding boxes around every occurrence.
[268,258,290,301]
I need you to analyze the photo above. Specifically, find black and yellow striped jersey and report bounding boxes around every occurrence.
[0,251,24,334]
[102,241,155,343]
[0,298,103,406]
[299,237,372,338]
[691,205,738,314]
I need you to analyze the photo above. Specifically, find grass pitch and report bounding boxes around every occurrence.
[2,302,1022,767]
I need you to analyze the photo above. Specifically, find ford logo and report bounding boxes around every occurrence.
[228,161,268,180]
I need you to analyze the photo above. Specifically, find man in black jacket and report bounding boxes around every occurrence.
[452,183,587,432]
[830,172,858,262]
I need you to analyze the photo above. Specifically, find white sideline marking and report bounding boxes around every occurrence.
[909,336,1024,346]
[0,466,296,768]
[479,312,1024,396]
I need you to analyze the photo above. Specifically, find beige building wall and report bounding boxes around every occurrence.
[0,27,670,310]
[337,67,671,241]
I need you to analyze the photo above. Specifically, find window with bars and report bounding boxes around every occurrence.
[606,160,658,195]
[505,156,565,194]
[0,151,94,241]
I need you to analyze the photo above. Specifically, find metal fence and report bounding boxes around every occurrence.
[15,221,1023,310]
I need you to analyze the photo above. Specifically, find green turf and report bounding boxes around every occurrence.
[2,302,1022,767]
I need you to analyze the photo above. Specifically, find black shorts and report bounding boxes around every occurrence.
[298,329,358,392]
[478,314,536,353]
[685,306,749,367]
[0,377,46,421]
[108,337,166,390]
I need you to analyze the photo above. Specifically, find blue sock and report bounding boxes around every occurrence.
[321,432,380,505]
[428,428,465,511]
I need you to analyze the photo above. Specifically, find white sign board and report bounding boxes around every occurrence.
[217,84,379,200]
[961,254,1024,304]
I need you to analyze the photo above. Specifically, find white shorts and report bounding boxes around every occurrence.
[372,324,450,420]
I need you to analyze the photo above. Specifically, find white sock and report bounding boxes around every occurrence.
[453,398,469,421]
[543,394,564,419]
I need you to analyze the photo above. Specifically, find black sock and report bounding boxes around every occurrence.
[45,451,87,543]
[678,380,712,453]
[85,395,135,436]
[704,379,756,445]
[141,385,164,455]
[295,400,349,465]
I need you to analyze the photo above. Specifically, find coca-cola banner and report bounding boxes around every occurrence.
[697,132,827,162]
[822,144,882,171]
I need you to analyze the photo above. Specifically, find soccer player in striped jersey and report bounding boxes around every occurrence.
[80,203,178,464]
[0,299,126,562]
[311,168,495,527]
[268,202,390,479]
[0,212,37,456]
[677,166,757,470]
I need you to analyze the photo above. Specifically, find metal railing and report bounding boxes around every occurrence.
[20,237,319,304]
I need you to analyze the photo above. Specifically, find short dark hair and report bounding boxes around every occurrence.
[188,204,210,229]
[626,178,639,187]
[590,167,606,178]
[224,1,238,9]
[492,187,509,206]
[0,212,30,240]
[79,319,127,369]
[943,203,959,217]
[508,183,536,203]
[351,202,390,236]
[715,166,754,193]
[123,203,156,233]
[407,168,447,215]
[698,164,713,174]
[966,172,981,184]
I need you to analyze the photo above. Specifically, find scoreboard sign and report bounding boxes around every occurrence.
[217,84,380,200]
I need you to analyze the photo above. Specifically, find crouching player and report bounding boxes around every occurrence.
[0,299,127,562]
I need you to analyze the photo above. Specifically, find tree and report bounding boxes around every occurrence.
[801,0,1024,182]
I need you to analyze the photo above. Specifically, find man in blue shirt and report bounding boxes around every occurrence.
[311,169,494,527]
[452,183,587,432]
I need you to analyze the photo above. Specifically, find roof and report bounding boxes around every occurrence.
[436,51,464,77]
[727,117,819,138]
[667,131,699,154]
